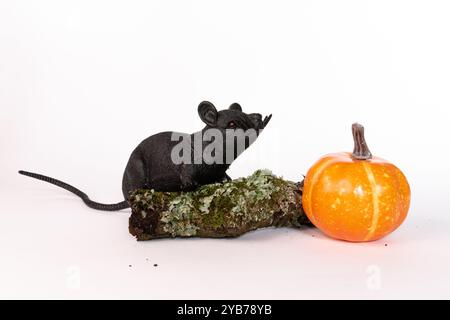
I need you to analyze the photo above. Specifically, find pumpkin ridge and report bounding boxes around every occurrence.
[305,156,341,225]
[362,162,380,241]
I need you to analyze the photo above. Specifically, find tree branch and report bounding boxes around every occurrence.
[128,170,311,240]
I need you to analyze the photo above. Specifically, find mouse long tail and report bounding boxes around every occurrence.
[18,170,129,211]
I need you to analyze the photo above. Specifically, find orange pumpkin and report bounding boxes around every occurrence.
[302,123,410,242]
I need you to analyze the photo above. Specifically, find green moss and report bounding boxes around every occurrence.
[202,209,226,229]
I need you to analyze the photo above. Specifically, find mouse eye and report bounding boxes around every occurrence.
[227,121,237,129]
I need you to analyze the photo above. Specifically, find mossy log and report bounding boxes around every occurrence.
[128,170,312,240]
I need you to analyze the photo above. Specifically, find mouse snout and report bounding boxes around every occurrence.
[248,113,263,129]
[249,113,262,121]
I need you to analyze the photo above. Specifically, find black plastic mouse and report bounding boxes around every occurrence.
[19,101,272,211]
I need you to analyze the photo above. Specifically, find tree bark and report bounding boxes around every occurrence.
[128,170,311,240]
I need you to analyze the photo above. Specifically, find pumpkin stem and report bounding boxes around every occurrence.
[352,123,372,160]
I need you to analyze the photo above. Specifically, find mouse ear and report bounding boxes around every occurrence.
[229,103,242,112]
[198,101,218,126]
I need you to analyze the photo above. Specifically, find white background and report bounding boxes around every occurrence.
[1,0,450,299]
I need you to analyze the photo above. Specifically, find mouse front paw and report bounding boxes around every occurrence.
[222,174,232,182]
[180,178,199,191]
